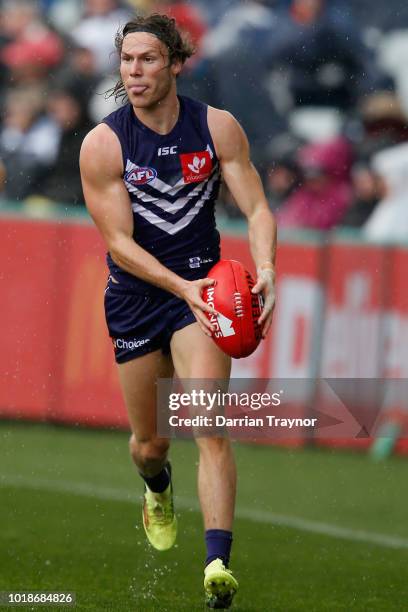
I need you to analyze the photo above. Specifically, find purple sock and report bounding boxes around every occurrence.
[140,462,170,493]
[205,529,233,567]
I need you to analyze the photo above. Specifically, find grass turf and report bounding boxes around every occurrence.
[0,422,407,611]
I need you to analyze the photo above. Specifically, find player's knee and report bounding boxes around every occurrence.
[196,436,230,456]
[129,434,169,466]
[137,440,169,469]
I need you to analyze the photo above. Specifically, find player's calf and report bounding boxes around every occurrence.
[129,433,169,476]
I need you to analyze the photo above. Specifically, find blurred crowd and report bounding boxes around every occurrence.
[1,0,408,241]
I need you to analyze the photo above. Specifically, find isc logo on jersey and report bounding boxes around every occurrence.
[125,166,157,185]
[158,146,178,156]
[180,151,212,184]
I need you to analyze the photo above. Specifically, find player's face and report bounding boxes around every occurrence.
[120,32,181,109]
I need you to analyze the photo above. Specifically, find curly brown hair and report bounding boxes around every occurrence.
[107,14,195,102]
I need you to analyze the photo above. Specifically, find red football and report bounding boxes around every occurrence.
[203,259,263,359]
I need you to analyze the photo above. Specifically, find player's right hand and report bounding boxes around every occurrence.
[179,278,217,337]
[252,267,276,338]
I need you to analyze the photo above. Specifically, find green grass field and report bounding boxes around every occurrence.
[1,422,407,611]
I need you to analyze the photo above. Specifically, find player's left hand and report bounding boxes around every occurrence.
[251,267,276,338]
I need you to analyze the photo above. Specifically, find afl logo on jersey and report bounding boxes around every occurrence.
[125,165,157,185]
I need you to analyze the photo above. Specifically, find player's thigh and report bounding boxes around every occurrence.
[171,324,231,448]
[170,322,231,379]
[117,350,174,440]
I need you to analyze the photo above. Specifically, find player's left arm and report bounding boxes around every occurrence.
[208,108,277,338]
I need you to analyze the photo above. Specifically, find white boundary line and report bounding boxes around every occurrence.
[1,474,408,551]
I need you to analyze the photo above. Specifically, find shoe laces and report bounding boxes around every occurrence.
[145,492,174,525]
[207,560,233,577]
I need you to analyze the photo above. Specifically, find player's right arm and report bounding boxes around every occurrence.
[79,124,215,335]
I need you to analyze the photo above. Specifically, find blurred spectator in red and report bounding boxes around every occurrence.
[277,136,353,229]
[0,87,59,201]
[153,0,207,64]
[0,0,64,85]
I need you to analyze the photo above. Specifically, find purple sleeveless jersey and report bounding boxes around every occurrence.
[102,95,221,295]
